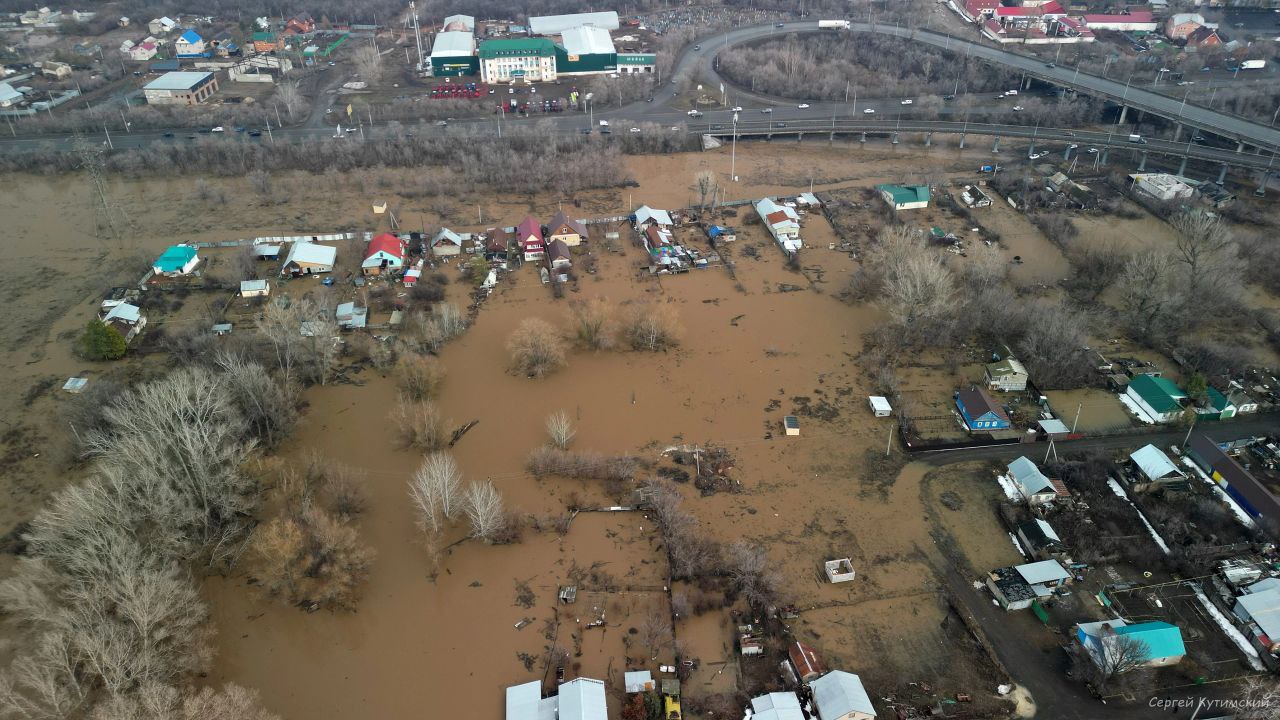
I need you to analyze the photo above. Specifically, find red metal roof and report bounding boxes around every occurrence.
[365,233,404,260]
[996,1,1064,16]
[964,0,1001,16]
[516,215,542,243]
[1083,11,1154,23]
[788,642,828,682]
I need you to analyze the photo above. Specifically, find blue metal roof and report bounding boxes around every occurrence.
[1116,621,1186,660]
[180,29,202,44]
[155,245,197,272]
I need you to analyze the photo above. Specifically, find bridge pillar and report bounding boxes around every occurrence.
[767,133,772,141]
[860,132,867,144]
[829,131,835,143]
[1219,163,1229,184]
[1027,141,1036,157]
[1257,172,1267,197]
[958,133,966,149]
[1100,149,1108,165]
[1063,146,1072,161]
[891,132,899,145]
[992,136,1000,153]
[1236,141,1246,153]
[1118,105,1129,125]
[1137,152,1147,171]
[797,132,803,143]
[1023,75,1031,91]
[1178,155,1188,176]
[1173,123,1183,143]
[925,132,932,147]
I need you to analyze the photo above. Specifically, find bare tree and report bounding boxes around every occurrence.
[1114,251,1182,342]
[390,396,448,451]
[621,304,681,352]
[963,242,1008,288]
[463,480,505,543]
[249,506,373,611]
[1170,207,1241,313]
[693,170,718,213]
[275,80,306,122]
[545,411,576,450]
[395,354,446,400]
[1087,628,1151,690]
[506,318,567,378]
[568,297,615,350]
[352,45,382,84]
[1236,675,1280,720]
[408,452,463,535]
[726,540,780,609]
[638,609,673,659]
[215,351,299,448]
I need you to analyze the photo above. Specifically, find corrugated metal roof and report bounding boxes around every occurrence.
[442,14,474,32]
[144,71,213,91]
[431,30,475,58]
[1130,444,1183,482]
[1009,456,1053,496]
[1115,621,1186,660]
[1128,374,1187,414]
[529,11,619,36]
[811,671,876,719]
[1015,559,1069,585]
[558,678,606,720]
[283,242,336,267]
[560,25,615,56]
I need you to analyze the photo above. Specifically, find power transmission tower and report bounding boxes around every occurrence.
[72,133,135,247]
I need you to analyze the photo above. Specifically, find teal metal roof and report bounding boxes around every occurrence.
[1115,621,1186,660]
[1205,386,1232,412]
[875,183,930,205]
[1128,374,1187,414]
[155,245,197,272]
[478,37,554,59]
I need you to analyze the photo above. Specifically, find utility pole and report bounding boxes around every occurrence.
[409,1,424,71]
[1071,403,1082,434]
[103,124,112,149]
[730,111,738,182]
[885,419,894,457]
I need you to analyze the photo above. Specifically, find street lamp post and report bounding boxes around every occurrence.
[730,111,738,182]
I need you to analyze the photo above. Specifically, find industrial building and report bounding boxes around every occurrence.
[479,38,557,83]
[555,25,616,75]
[1129,173,1195,202]
[143,71,218,105]
[528,11,619,36]
[430,30,478,76]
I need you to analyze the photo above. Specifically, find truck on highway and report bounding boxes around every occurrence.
[1241,59,1267,70]
[1128,134,1144,143]
[818,20,851,29]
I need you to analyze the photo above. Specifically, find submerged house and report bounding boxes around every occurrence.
[754,197,802,252]
[516,215,545,261]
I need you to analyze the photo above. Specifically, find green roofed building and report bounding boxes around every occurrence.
[1124,374,1188,424]
[479,38,557,83]
[1196,386,1237,420]
[875,183,931,210]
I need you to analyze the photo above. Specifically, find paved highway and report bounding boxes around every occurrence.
[691,118,1278,171]
[674,20,1280,152]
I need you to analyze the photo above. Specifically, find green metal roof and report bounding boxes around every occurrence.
[478,38,555,59]
[1205,386,1233,412]
[251,31,277,42]
[875,183,930,205]
[1128,374,1187,414]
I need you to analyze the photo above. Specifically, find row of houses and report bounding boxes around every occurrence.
[1122,372,1256,425]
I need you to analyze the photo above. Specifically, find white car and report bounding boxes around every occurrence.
[900,99,913,105]
[629,127,640,133]
[530,87,537,93]
[1086,147,1099,154]
[1028,152,1044,160]
[797,103,810,109]
[1012,105,1024,111]
[760,107,773,114]
[1005,89,1018,96]
[863,108,875,114]
[211,126,225,132]
[1067,143,1078,150]
[731,106,743,112]
[687,109,702,117]
[599,120,610,127]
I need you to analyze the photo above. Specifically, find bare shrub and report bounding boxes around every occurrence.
[568,297,615,350]
[390,396,448,451]
[726,540,781,609]
[622,303,681,352]
[88,682,281,720]
[507,318,567,378]
[396,353,446,400]
[407,302,467,353]
[639,479,722,579]
[249,506,373,611]
[463,480,506,543]
[526,447,637,482]
[545,410,576,450]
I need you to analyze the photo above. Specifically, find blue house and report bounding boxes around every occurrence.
[955,387,1010,431]
[175,29,208,57]
[1076,620,1186,669]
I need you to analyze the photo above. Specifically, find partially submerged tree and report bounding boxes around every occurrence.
[396,354,446,401]
[622,303,681,352]
[408,452,464,536]
[545,411,576,450]
[79,319,127,360]
[463,480,505,543]
[568,297,615,350]
[390,396,448,451]
[507,318,567,378]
